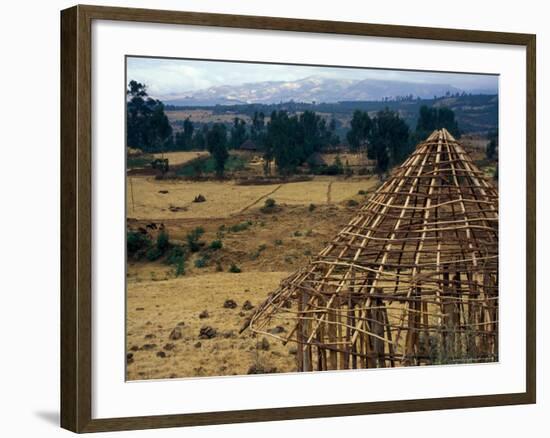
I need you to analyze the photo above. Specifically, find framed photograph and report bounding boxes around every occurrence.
[60,4,536,433]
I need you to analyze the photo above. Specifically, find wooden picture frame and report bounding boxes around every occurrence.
[60,4,536,433]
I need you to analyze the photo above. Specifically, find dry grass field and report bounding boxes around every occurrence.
[166,109,253,126]
[152,150,208,166]
[126,169,379,380]
[127,176,378,220]
[126,271,295,380]
[321,152,371,167]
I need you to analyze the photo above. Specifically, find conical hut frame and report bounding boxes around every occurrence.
[245,129,498,371]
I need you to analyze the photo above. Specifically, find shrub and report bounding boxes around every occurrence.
[260,198,278,213]
[193,194,206,203]
[174,258,185,277]
[156,231,170,253]
[145,246,163,261]
[308,203,316,212]
[265,198,276,208]
[194,257,208,268]
[294,230,302,237]
[166,245,187,265]
[346,199,359,207]
[186,227,205,252]
[229,221,251,233]
[358,190,367,195]
[209,239,223,250]
[228,263,241,273]
[274,239,283,246]
[127,231,151,255]
[315,163,342,175]
[250,243,267,260]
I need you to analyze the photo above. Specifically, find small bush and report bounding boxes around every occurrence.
[228,263,241,273]
[193,194,206,203]
[346,199,359,207]
[274,239,283,246]
[165,245,187,265]
[260,198,278,213]
[293,230,302,237]
[250,243,267,260]
[127,231,151,255]
[308,203,316,212]
[305,229,313,237]
[314,163,342,175]
[229,221,251,233]
[194,257,208,268]
[265,198,276,208]
[145,246,163,261]
[209,239,223,250]
[174,259,185,277]
[186,227,205,252]
[358,190,367,195]
[156,231,170,253]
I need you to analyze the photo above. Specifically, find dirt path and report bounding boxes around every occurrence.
[239,184,283,213]
[326,181,333,204]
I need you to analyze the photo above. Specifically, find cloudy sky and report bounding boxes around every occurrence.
[127,56,498,100]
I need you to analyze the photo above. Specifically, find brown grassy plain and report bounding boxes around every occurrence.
[126,172,379,380]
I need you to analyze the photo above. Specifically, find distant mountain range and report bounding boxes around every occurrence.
[161,76,494,106]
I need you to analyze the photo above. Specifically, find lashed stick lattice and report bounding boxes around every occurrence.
[245,129,499,370]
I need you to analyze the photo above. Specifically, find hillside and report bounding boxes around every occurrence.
[162,75,473,106]
[165,94,498,135]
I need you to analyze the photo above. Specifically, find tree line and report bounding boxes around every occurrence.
[127,80,462,176]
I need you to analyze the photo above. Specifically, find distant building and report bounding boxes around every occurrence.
[240,139,259,151]
[307,152,327,167]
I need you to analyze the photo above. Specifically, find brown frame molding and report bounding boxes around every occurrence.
[60,4,536,433]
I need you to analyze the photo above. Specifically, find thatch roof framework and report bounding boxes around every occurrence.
[246,129,499,370]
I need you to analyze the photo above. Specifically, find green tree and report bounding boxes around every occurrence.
[266,111,301,175]
[175,117,194,150]
[251,111,266,148]
[347,110,372,151]
[126,80,172,152]
[415,105,460,142]
[206,124,229,177]
[328,117,340,146]
[369,109,410,173]
[192,125,208,150]
[231,117,248,149]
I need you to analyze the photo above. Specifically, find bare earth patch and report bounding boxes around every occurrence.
[126,271,295,380]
